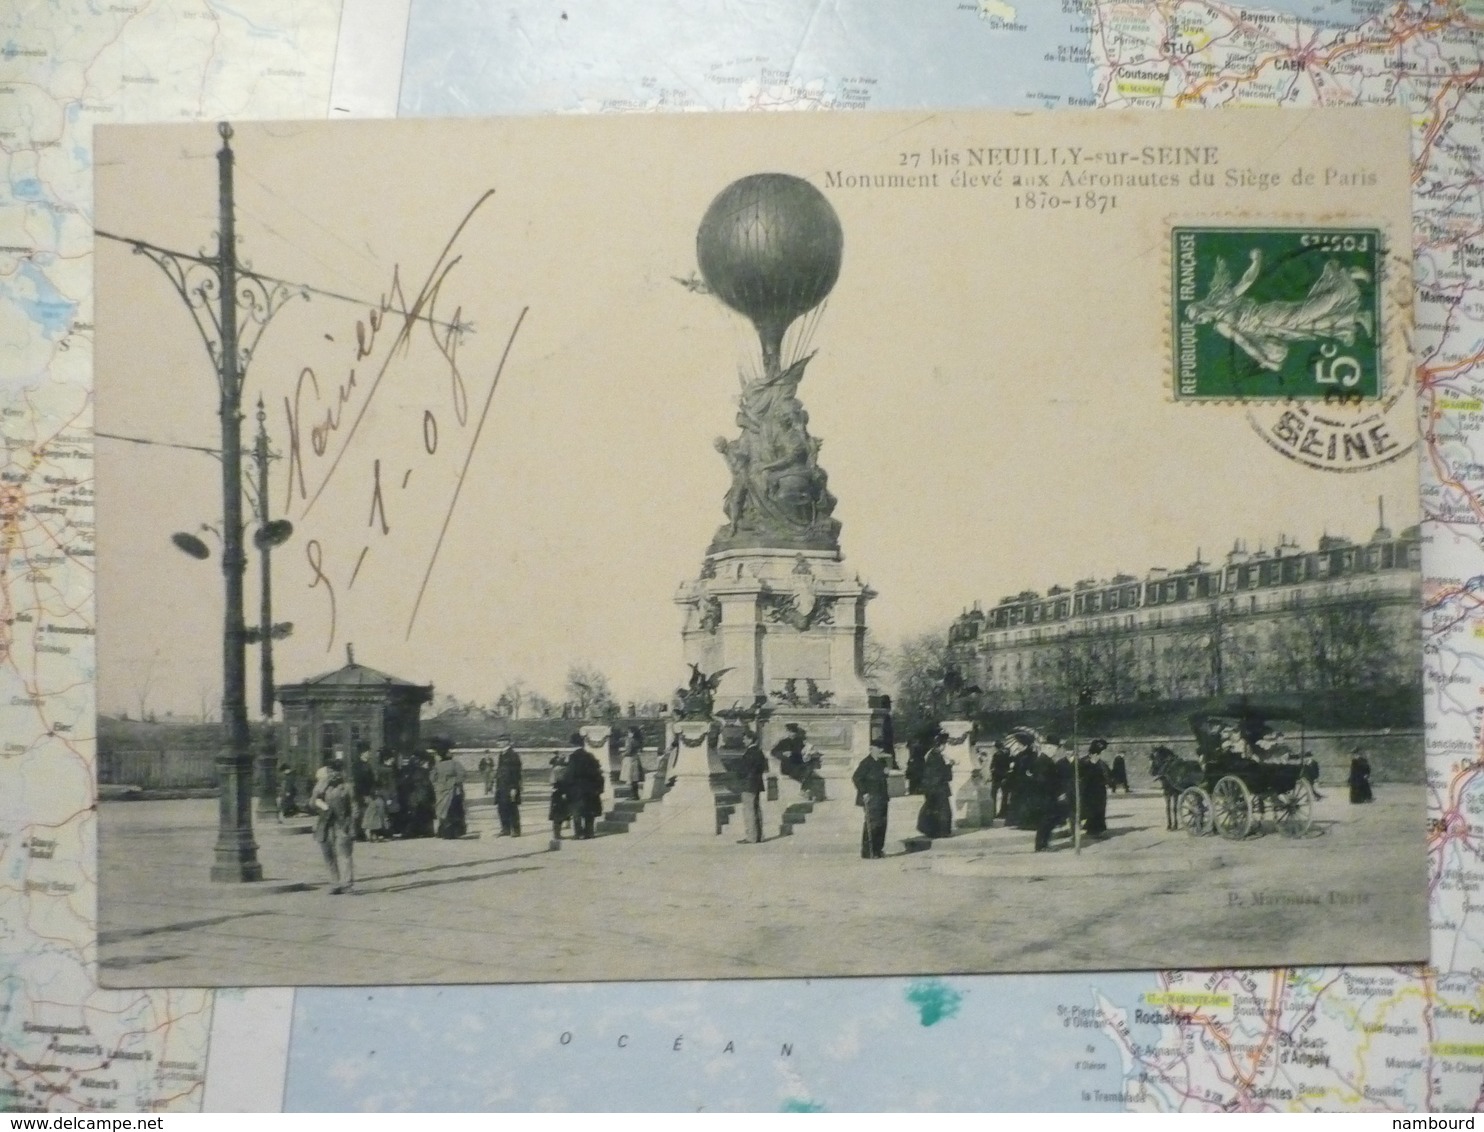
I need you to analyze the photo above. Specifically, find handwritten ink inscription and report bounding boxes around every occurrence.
[279,191,528,649]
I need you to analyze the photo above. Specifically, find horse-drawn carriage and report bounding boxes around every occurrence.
[1153,705,1316,840]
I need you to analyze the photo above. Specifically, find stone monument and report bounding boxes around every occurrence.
[675,174,877,786]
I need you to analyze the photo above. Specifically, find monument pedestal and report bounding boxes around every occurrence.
[579,724,615,786]
[939,720,990,830]
[676,548,876,771]
[654,720,725,836]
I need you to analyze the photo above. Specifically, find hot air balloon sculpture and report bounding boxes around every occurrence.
[696,173,844,555]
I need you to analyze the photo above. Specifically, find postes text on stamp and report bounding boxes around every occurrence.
[1172,226,1382,401]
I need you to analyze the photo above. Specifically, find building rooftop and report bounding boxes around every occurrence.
[955,516,1419,631]
[290,661,428,689]
[278,645,433,697]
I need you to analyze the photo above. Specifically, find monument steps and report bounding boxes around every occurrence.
[595,797,650,835]
[713,784,741,832]
[777,792,942,856]
[776,799,814,837]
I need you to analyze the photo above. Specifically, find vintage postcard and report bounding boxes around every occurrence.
[94,108,1424,986]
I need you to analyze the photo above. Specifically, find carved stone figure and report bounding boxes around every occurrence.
[673,663,733,720]
[695,173,845,554]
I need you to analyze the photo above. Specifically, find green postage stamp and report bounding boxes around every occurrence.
[1172,226,1383,401]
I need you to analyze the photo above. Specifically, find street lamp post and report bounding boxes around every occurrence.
[99,121,470,876]
[252,397,293,818]
[210,122,260,883]
[103,122,303,880]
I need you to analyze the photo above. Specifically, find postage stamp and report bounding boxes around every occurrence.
[1172,226,1383,401]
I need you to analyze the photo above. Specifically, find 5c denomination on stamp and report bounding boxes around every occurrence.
[1172,226,1382,401]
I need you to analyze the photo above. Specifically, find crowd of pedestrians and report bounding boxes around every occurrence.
[284,735,514,894]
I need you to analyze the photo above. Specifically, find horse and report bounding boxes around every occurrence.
[1149,745,1203,831]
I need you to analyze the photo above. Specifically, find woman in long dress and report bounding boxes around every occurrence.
[363,750,395,841]
[431,749,467,838]
[916,733,954,838]
[1348,750,1373,804]
[619,726,645,800]
[548,750,572,839]
[401,753,437,838]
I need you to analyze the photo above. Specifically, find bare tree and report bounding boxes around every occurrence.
[194,672,218,723]
[860,628,891,685]
[1269,593,1410,692]
[131,650,160,722]
[495,679,525,720]
[894,632,980,738]
[565,663,617,719]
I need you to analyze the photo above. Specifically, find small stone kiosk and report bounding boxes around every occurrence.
[275,646,433,784]
[671,173,882,817]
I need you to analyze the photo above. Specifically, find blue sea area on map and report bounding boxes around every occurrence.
[13,178,42,201]
[12,262,76,339]
[283,973,1148,1111]
[399,0,1096,117]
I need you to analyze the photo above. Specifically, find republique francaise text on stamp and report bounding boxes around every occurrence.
[1173,226,1383,401]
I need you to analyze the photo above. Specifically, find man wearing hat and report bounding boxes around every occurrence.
[989,739,1011,823]
[1032,735,1065,851]
[565,732,606,839]
[494,736,523,837]
[1348,747,1373,804]
[771,722,808,780]
[852,744,892,858]
[735,729,769,843]
[310,758,356,894]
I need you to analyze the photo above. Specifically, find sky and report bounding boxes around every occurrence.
[92,111,1420,717]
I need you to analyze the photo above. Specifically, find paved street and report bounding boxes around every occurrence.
[97,784,1427,986]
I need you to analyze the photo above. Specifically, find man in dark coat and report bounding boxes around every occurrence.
[1109,752,1130,794]
[565,732,606,839]
[1300,753,1323,800]
[1055,745,1077,838]
[771,722,807,783]
[989,740,1011,822]
[1033,742,1066,851]
[771,723,825,801]
[400,752,437,838]
[350,744,376,841]
[494,738,523,837]
[1348,748,1373,803]
[735,730,769,843]
[852,745,892,858]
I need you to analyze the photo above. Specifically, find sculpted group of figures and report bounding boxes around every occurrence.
[276,738,475,895]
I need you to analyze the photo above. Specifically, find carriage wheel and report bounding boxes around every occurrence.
[1273,780,1314,838]
[1178,786,1212,837]
[1211,776,1253,841]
